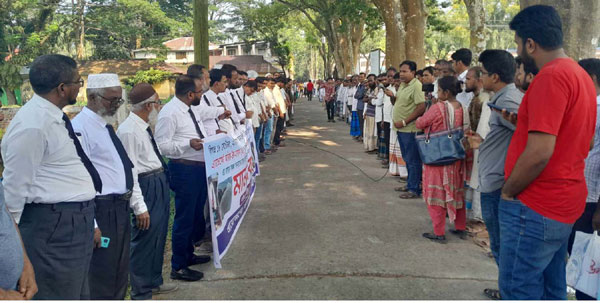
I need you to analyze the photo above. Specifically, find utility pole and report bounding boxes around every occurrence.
[194,0,209,66]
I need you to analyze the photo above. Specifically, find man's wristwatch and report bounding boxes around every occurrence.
[402,120,407,127]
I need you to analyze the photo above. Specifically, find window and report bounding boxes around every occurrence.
[227,48,236,56]
[176,52,186,60]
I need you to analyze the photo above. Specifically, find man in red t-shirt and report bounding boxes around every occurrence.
[498,5,598,300]
[306,80,314,101]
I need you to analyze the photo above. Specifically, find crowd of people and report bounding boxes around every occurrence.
[0,53,296,299]
[310,5,600,301]
[1,3,600,301]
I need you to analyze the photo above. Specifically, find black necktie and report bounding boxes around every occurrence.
[236,91,247,111]
[106,125,134,191]
[62,114,103,193]
[188,109,205,139]
[230,92,242,114]
[203,95,222,131]
[146,127,168,171]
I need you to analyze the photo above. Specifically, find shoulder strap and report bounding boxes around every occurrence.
[203,94,210,106]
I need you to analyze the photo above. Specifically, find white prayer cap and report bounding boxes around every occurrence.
[87,73,121,89]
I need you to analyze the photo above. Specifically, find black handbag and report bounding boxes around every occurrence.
[416,102,466,166]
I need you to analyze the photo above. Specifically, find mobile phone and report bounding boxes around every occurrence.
[100,236,110,248]
[488,103,517,115]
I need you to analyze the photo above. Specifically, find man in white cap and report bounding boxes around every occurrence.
[116,83,177,299]
[2,54,100,299]
[71,73,135,299]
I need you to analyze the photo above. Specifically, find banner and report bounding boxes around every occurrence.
[203,122,260,268]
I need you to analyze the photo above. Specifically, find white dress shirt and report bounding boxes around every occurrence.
[204,90,237,135]
[155,96,207,162]
[383,85,396,123]
[116,112,164,215]
[72,107,129,197]
[1,95,96,222]
[226,88,246,121]
[373,87,385,123]
[247,93,261,128]
[348,86,358,111]
[456,69,474,108]
[220,89,244,123]
[263,88,276,115]
[273,86,287,115]
[191,101,225,136]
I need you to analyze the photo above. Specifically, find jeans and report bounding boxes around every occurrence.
[326,101,335,120]
[480,189,501,265]
[169,161,207,271]
[263,116,274,151]
[498,198,573,300]
[396,132,422,195]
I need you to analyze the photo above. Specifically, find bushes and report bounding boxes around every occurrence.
[123,68,173,89]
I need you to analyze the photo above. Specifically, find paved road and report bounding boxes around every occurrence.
[157,98,497,300]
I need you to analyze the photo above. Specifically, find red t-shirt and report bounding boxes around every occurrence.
[504,58,597,224]
[307,82,314,92]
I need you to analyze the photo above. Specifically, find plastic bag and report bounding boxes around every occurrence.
[567,231,600,298]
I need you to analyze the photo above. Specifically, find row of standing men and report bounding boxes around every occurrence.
[0,55,291,299]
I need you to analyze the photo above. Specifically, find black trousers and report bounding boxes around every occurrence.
[307,91,313,101]
[383,122,391,159]
[274,116,285,145]
[326,101,335,120]
[130,171,170,300]
[357,110,365,137]
[19,201,95,300]
[89,197,131,300]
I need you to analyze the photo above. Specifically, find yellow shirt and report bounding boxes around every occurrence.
[392,78,425,132]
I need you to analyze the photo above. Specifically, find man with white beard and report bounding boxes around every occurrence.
[71,74,135,299]
[116,83,177,299]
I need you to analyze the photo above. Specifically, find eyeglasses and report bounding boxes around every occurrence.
[64,79,85,87]
[98,94,125,105]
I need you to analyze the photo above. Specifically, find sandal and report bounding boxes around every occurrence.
[399,192,419,199]
[484,288,501,300]
[422,233,447,244]
[394,186,409,192]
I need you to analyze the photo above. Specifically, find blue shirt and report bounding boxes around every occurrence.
[0,182,24,290]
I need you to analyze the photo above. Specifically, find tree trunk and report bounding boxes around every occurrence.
[520,0,600,61]
[193,0,209,66]
[349,20,365,73]
[401,0,427,68]
[372,0,406,69]
[463,0,486,59]
[77,0,86,60]
[5,89,17,106]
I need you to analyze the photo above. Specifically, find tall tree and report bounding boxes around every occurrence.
[276,0,378,76]
[401,0,427,68]
[372,0,427,68]
[462,0,486,58]
[520,0,600,60]
[372,0,405,69]
[194,0,209,66]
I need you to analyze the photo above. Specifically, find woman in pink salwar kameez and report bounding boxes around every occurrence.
[415,76,470,244]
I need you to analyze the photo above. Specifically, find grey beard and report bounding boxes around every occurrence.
[148,107,159,128]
